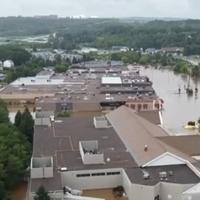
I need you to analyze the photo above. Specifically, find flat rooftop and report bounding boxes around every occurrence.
[33,116,137,170]
[31,111,200,192]
[126,165,200,186]
[0,70,157,106]
[31,115,137,192]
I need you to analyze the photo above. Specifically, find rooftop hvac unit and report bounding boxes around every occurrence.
[143,170,150,180]
[106,157,111,162]
[144,145,148,152]
[83,96,88,100]
[159,171,167,179]
[59,167,68,172]
[50,115,55,122]
[168,171,173,176]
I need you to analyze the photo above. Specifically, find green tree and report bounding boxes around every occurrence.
[55,64,69,73]
[34,186,50,200]
[0,99,9,123]
[174,60,190,74]
[14,110,22,128]
[0,45,31,65]
[0,180,8,200]
[0,123,30,199]
[139,55,150,65]
[72,57,78,64]
[192,65,200,77]
[19,108,34,144]
[0,99,30,199]
[55,54,61,65]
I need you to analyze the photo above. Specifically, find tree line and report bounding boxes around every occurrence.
[1,17,200,55]
[0,99,34,200]
[50,19,200,56]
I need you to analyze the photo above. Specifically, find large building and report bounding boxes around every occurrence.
[0,66,163,112]
[29,106,200,200]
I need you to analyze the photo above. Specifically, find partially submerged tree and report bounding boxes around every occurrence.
[34,186,50,200]
[0,99,9,123]
[19,107,34,144]
[14,110,22,128]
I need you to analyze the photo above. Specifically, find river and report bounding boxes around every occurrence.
[140,66,200,135]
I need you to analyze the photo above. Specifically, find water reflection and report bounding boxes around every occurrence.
[140,67,200,134]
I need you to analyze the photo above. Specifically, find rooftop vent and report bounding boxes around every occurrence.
[168,171,173,176]
[106,158,111,162]
[59,167,68,172]
[159,171,167,179]
[144,145,148,152]
[143,170,150,180]
[93,116,110,129]
[83,96,88,100]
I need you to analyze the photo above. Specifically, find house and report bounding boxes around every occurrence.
[159,47,184,56]
[29,106,200,200]
[112,46,129,53]
[145,48,158,55]
[3,60,14,69]
[0,73,6,81]
[0,61,3,71]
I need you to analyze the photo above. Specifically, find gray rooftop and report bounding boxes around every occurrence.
[31,107,200,192]
[31,115,137,192]
[126,165,200,186]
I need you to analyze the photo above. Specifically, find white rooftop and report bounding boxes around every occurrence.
[101,77,122,85]
[183,183,200,194]
[11,77,65,86]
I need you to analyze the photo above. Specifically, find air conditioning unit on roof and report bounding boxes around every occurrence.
[159,171,167,179]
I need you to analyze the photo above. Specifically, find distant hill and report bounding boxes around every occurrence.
[1,17,200,55]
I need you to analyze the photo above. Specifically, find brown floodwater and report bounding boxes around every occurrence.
[11,182,27,200]
[140,66,200,134]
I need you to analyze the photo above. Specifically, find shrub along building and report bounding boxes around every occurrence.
[29,105,200,200]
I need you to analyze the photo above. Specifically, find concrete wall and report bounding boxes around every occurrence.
[35,117,51,126]
[44,167,54,178]
[122,169,133,198]
[160,182,194,200]
[31,157,53,179]
[93,117,109,128]
[132,184,160,200]
[64,194,104,200]
[79,141,104,165]
[31,167,53,179]
[82,154,104,165]
[63,169,160,200]
[80,141,98,151]
[182,193,200,200]
[62,169,122,190]
[31,168,43,179]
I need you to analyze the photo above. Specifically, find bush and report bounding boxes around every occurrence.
[57,111,71,118]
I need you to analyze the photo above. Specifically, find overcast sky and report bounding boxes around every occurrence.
[1,0,200,19]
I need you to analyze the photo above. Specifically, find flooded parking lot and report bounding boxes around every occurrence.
[140,66,200,134]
